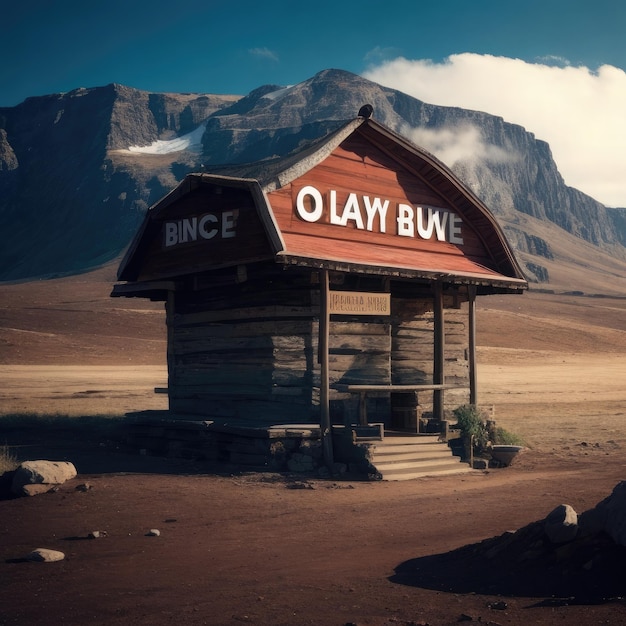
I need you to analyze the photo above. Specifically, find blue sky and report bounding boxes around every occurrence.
[3,0,626,205]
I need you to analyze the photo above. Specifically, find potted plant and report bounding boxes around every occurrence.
[452,405,525,466]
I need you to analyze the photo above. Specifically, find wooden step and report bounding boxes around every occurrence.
[375,455,463,471]
[378,462,473,481]
[370,434,473,480]
[372,442,450,455]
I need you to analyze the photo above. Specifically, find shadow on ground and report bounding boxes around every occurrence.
[8,440,211,475]
[0,415,213,476]
[390,520,626,605]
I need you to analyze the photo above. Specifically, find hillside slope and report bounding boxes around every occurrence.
[1,263,625,367]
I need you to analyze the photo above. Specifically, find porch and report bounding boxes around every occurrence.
[121,412,472,481]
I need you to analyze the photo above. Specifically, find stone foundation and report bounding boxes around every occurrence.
[122,414,377,479]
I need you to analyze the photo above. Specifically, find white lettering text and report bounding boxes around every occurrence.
[296,186,463,244]
[164,210,239,248]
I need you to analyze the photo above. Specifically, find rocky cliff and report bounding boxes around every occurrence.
[1,69,624,289]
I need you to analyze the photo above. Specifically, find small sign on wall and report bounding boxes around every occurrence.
[329,291,391,316]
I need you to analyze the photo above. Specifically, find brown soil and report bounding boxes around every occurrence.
[1,271,626,625]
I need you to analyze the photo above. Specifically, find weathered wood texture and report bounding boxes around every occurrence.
[266,135,503,277]
[166,265,470,426]
[167,264,318,425]
[390,293,470,418]
[135,185,274,282]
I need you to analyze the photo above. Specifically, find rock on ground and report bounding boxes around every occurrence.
[544,503,578,543]
[582,480,626,546]
[11,460,77,496]
[26,548,65,562]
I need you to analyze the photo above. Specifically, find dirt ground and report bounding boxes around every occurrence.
[1,273,626,625]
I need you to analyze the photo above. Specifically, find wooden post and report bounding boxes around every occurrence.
[166,291,175,411]
[468,285,478,405]
[433,282,445,421]
[319,269,334,467]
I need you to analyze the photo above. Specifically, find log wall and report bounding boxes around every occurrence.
[166,266,470,427]
[167,264,318,425]
[391,291,470,418]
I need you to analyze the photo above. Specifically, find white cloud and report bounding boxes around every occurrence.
[402,124,518,167]
[363,53,626,207]
[249,47,279,62]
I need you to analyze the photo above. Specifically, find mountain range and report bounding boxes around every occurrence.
[1,68,626,294]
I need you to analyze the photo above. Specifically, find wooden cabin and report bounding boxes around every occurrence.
[112,112,527,477]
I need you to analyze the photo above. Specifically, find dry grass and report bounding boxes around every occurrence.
[0,444,18,474]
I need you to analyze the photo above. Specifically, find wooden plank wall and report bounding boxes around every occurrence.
[320,319,392,424]
[391,297,434,385]
[442,297,472,411]
[267,136,493,271]
[391,293,470,416]
[136,186,272,282]
[167,264,319,426]
[166,263,470,427]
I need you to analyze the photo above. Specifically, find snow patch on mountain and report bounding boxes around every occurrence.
[261,85,295,103]
[128,123,205,154]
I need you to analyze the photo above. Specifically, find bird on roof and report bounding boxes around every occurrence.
[358,104,373,119]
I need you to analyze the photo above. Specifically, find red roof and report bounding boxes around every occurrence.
[115,116,527,293]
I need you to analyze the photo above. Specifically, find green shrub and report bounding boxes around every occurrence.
[452,404,490,456]
[492,427,525,446]
[452,405,526,460]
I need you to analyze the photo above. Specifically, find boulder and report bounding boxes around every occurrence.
[27,548,65,562]
[11,460,77,496]
[22,484,55,497]
[590,481,626,546]
[544,503,578,544]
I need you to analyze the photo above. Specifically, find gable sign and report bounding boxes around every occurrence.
[163,210,239,248]
[295,185,463,244]
[129,183,274,282]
